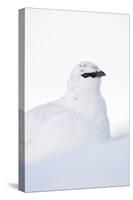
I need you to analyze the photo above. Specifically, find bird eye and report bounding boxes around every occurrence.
[79,65,82,67]
[90,73,97,78]
[83,64,86,67]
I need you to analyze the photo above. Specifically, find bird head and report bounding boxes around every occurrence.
[68,61,106,93]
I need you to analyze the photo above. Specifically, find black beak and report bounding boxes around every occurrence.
[96,71,106,77]
[81,71,106,78]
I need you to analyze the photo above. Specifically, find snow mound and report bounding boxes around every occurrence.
[25,136,129,192]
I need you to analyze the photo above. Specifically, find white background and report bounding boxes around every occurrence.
[26,8,129,138]
[0,0,132,199]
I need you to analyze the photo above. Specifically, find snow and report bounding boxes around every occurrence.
[25,136,129,192]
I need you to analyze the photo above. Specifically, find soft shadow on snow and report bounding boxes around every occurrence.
[24,135,129,192]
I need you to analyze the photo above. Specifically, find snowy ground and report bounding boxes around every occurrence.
[24,135,129,192]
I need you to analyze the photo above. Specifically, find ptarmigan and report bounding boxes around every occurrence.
[25,61,110,162]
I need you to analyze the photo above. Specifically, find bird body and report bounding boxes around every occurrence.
[25,61,110,161]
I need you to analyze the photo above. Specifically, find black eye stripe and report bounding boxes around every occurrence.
[81,72,98,78]
[81,71,106,78]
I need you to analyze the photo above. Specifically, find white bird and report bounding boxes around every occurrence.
[25,61,110,162]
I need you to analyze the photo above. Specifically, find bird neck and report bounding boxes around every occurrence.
[62,87,102,112]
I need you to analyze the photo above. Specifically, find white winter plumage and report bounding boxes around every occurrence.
[25,61,110,161]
